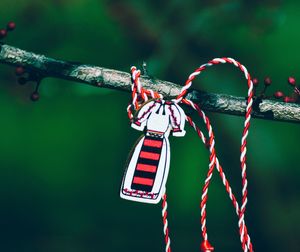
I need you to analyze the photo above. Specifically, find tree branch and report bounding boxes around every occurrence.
[0,43,299,123]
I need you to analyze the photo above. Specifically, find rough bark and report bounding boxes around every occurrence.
[0,43,299,123]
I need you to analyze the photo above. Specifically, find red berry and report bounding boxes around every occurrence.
[30,92,39,101]
[15,66,25,76]
[288,76,296,86]
[0,29,7,39]
[283,96,296,103]
[6,21,16,31]
[274,91,284,99]
[264,77,272,86]
[252,78,259,86]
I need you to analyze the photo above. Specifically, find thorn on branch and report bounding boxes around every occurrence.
[142,61,148,77]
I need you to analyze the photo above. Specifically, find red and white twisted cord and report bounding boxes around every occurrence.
[162,193,171,252]
[129,67,172,252]
[185,103,253,252]
[127,67,162,120]
[176,57,253,252]
[128,58,254,252]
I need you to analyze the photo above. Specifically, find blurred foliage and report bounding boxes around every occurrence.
[0,0,299,251]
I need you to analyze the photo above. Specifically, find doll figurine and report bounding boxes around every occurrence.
[120,99,186,204]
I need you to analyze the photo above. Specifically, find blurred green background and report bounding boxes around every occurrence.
[0,0,299,251]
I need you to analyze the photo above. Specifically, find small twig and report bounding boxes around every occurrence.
[0,43,300,123]
[142,61,148,76]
